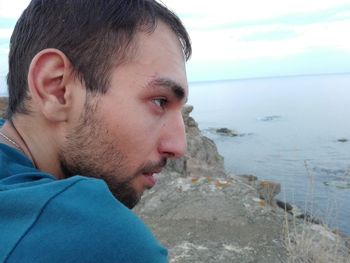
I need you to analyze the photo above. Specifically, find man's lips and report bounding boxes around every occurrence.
[142,172,158,188]
[142,166,162,174]
[140,159,166,189]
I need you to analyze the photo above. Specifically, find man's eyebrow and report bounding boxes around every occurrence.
[149,78,187,102]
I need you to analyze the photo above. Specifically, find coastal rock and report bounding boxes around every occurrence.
[338,138,348,143]
[0,97,8,118]
[275,199,293,212]
[323,180,350,189]
[257,181,281,205]
[258,115,281,122]
[135,170,291,262]
[207,127,253,137]
[206,127,239,137]
[165,105,225,177]
[135,105,350,262]
[238,174,258,184]
[215,127,238,137]
[296,213,323,225]
[284,223,350,263]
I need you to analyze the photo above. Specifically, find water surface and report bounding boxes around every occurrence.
[188,74,350,235]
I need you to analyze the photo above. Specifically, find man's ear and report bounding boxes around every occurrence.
[27,48,75,122]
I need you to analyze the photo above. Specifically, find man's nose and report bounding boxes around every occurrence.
[158,112,187,159]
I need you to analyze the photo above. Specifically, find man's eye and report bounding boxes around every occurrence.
[153,98,168,109]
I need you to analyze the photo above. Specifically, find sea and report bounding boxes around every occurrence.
[188,73,350,235]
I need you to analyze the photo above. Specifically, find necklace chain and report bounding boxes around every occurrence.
[0,122,37,169]
[0,131,22,151]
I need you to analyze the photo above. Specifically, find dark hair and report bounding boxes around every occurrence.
[6,0,191,118]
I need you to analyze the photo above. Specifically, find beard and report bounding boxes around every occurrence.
[58,96,166,209]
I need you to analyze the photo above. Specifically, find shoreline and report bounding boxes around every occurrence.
[135,105,350,262]
[206,126,350,236]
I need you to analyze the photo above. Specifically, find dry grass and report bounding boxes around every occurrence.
[282,161,350,263]
[283,215,350,263]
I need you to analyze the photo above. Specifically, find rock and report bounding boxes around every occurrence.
[215,127,238,137]
[284,223,350,262]
[258,115,281,122]
[257,181,281,204]
[338,138,348,143]
[323,180,350,189]
[238,174,258,183]
[275,199,293,212]
[166,105,225,177]
[0,97,8,118]
[136,106,349,262]
[135,170,291,262]
[296,212,322,225]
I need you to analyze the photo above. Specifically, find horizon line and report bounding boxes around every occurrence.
[189,72,350,85]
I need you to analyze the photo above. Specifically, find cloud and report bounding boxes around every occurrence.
[187,47,350,82]
[1,0,350,82]
[0,0,28,19]
[185,0,350,63]
[0,28,13,39]
[165,0,350,30]
[240,29,299,41]
[0,18,17,29]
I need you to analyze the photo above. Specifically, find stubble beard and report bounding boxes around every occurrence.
[58,98,142,209]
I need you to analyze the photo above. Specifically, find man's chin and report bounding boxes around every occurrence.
[117,194,141,209]
[110,186,141,209]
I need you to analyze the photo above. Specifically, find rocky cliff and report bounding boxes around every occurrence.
[0,97,7,118]
[135,105,350,263]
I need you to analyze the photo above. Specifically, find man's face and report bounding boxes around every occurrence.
[59,22,188,208]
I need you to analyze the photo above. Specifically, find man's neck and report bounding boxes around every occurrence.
[1,117,65,179]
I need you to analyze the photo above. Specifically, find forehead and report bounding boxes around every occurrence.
[127,22,189,95]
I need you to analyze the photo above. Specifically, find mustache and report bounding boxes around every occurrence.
[140,158,167,174]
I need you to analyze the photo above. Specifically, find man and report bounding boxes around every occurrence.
[0,0,191,262]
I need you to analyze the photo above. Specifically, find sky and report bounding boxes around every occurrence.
[1,0,350,89]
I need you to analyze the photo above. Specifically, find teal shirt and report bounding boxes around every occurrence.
[0,143,168,262]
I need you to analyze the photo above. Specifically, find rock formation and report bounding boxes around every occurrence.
[165,105,226,178]
[135,105,350,263]
[0,97,8,118]
[214,127,238,137]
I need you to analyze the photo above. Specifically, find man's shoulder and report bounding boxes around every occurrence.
[3,177,168,262]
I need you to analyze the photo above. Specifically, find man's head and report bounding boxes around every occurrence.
[7,0,191,208]
[7,0,191,118]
